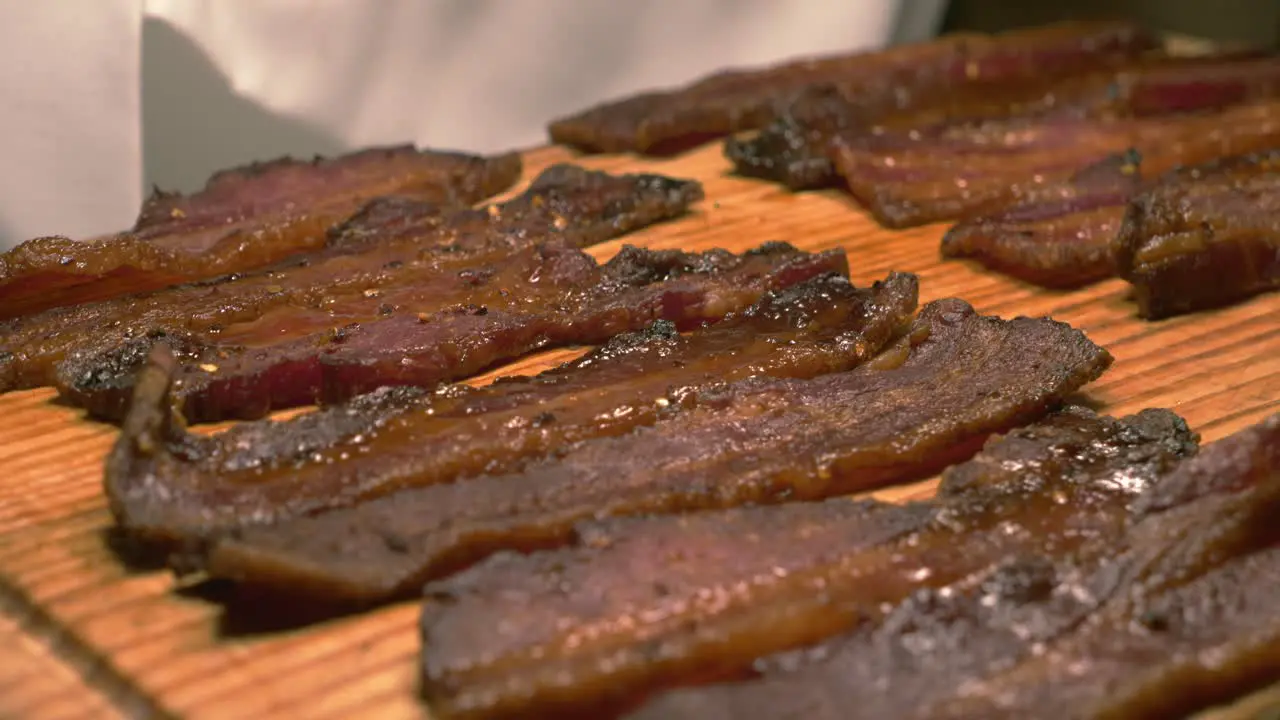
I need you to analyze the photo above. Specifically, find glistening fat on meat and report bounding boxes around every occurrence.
[71,242,844,422]
[413,298,1114,719]
[1113,149,1280,318]
[0,145,523,318]
[106,268,894,548]
[729,50,1280,191]
[549,22,1154,154]
[0,165,705,410]
[192,272,919,596]
[631,415,1279,720]
[830,99,1280,228]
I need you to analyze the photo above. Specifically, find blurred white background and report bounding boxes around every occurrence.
[0,1,946,248]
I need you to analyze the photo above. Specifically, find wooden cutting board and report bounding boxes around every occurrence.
[0,142,1277,720]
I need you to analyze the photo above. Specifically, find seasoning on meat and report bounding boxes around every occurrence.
[729,51,1280,191]
[107,267,894,549]
[413,300,1114,719]
[418,405,1190,720]
[630,415,1276,720]
[1113,149,1280,318]
[548,22,1154,154]
[0,165,703,403]
[922,413,1280,719]
[830,99,1280,228]
[188,272,918,595]
[940,151,1142,287]
[71,242,843,422]
[0,146,522,319]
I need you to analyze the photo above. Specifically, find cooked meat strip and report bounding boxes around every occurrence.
[414,300,1113,720]
[923,414,1280,720]
[107,267,887,547]
[192,272,918,598]
[71,241,843,422]
[724,79,1104,192]
[830,99,1280,229]
[547,22,1154,154]
[630,415,1277,720]
[940,151,1142,287]
[0,165,703,397]
[0,146,521,318]
[1113,149,1280,319]
[729,52,1280,191]
[928,549,1280,720]
[931,405,1198,498]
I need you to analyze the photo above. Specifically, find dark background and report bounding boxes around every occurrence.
[942,0,1280,48]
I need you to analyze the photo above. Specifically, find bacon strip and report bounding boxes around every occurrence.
[631,416,1278,720]
[728,51,1280,191]
[830,99,1280,228]
[191,272,918,596]
[0,165,703,402]
[548,22,1154,154]
[105,253,860,548]
[0,146,522,318]
[414,299,1113,719]
[75,242,841,422]
[940,151,1142,287]
[1113,149,1280,318]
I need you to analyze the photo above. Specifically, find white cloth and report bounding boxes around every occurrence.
[0,0,945,248]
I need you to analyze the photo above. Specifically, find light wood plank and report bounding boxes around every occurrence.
[0,142,1275,718]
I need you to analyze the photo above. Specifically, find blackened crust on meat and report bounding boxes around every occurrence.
[413,301,1112,719]
[920,414,1280,720]
[1112,149,1280,319]
[0,146,522,319]
[0,165,704,401]
[661,414,1277,720]
[65,242,842,423]
[935,404,1197,498]
[940,151,1142,288]
[327,164,705,256]
[1131,410,1280,517]
[724,85,867,191]
[547,22,1155,154]
[194,273,919,601]
[627,407,1205,720]
[416,401,1174,720]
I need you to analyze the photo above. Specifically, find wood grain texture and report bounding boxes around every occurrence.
[0,143,1276,719]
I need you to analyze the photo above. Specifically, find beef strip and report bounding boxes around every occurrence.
[729,51,1280,191]
[830,98,1280,229]
[107,268,895,548]
[73,242,844,422]
[192,272,918,598]
[414,299,1113,719]
[547,22,1154,154]
[0,146,522,318]
[1113,149,1280,319]
[0,165,703,398]
[940,151,1142,288]
[632,414,1277,720]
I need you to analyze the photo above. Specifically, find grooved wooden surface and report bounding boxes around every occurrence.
[0,143,1277,719]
